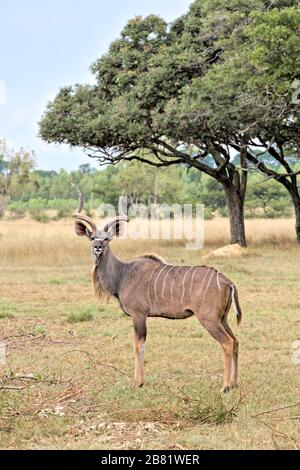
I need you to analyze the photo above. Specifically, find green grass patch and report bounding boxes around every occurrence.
[34,324,47,335]
[0,302,16,319]
[49,279,65,285]
[66,306,94,323]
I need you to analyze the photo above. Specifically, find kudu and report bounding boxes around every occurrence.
[73,188,242,392]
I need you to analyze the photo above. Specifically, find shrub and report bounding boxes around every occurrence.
[27,198,49,222]
[30,210,50,223]
[55,208,73,219]
[204,207,214,220]
[8,201,26,218]
[264,200,293,219]
[48,199,75,219]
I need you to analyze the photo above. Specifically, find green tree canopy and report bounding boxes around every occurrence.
[39,0,300,244]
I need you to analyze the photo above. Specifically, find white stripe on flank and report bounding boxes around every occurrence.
[180,266,194,303]
[154,265,169,301]
[231,284,239,317]
[161,265,175,299]
[198,269,211,297]
[170,272,175,299]
[202,270,215,298]
[216,271,221,290]
[189,267,199,296]
[147,265,159,306]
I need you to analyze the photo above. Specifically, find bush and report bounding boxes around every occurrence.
[245,198,292,219]
[218,207,229,217]
[264,200,293,218]
[204,207,214,220]
[47,199,76,219]
[28,198,49,222]
[8,201,26,218]
[29,210,50,223]
[55,208,73,219]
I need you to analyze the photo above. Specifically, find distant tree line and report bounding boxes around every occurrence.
[0,141,294,222]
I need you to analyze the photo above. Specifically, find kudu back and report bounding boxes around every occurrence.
[73,188,242,392]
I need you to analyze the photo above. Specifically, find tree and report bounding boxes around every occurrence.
[239,6,300,239]
[178,4,300,238]
[157,1,300,243]
[245,173,292,218]
[79,163,92,174]
[39,1,299,245]
[39,5,253,245]
[0,140,35,214]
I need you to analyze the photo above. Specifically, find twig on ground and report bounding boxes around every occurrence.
[47,337,72,345]
[263,421,299,450]
[252,402,300,418]
[59,349,129,377]
[262,415,300,421]
[0,385,31,391]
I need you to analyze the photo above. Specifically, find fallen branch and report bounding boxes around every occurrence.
[252,402,300,418]
[48,337,72,345]
[262,415,300,421]
[0,385,31,391]
[263,422,299,450]
[9,374,38,381]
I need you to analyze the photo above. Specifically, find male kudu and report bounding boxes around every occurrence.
[73,188,242,392]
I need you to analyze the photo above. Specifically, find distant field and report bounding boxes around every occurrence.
[0,218,299,449]
[0,216,297,265]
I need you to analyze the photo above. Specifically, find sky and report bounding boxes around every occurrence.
[0,0,192,171]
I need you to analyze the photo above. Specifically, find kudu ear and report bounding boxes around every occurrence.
[104,218,128,240]
[75,221,92,239]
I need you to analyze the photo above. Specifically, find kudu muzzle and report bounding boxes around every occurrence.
[93,239,103,257]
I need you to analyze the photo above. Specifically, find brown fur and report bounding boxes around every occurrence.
[139,253,166,263]
[92,265,111,301]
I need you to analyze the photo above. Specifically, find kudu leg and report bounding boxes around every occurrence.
[132,317,147,387]
[222,318,239,387]
[198,317,235,392]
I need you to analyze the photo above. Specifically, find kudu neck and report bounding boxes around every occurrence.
[95,245,124,298]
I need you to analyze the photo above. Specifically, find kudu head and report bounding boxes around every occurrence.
[72,184,129,261]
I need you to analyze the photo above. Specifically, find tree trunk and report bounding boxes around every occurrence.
[225,186,247,247]
[291,193,300,243]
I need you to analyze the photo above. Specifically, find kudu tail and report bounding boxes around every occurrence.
[230,284,242,325]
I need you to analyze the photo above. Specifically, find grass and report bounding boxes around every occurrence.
[0,302,16,320]
[0,217,299,449]
[67,306,94,324]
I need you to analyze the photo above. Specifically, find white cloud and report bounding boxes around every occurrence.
[0,81,6,105]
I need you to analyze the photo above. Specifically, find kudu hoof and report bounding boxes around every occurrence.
[221,384,238,393]
[133,380,144,388]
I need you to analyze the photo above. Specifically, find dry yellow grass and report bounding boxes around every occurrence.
[0,216,297,266]
[206,217,297,246]
[0,217,299,449]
